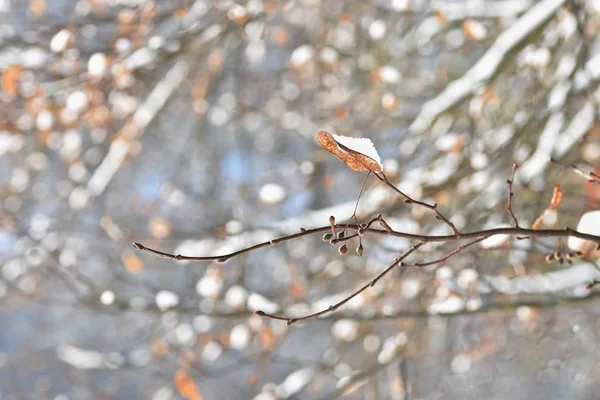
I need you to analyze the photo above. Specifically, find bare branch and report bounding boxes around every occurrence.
[255,242,425,325]
[373,171,460,235]
[403,237,487,268]
[132,166,600,324]
[133,226,600,263]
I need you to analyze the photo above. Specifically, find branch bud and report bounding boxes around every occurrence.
[322,233,333,242]
[338,244,348,255]
[356,244,364,256]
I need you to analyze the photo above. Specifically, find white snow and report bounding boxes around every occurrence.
[331,134,383,169]
[569,211,600,251]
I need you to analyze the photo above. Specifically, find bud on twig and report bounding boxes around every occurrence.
[322,233,333,242]
[356,244,364,256]
[338,244,348,255]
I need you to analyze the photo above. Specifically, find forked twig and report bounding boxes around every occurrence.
[403,237,487,268]
[373,171,461,235]
[133,167,600,323]
[256,237,488,324]
[551,158,600,184]
[255,242,425,325]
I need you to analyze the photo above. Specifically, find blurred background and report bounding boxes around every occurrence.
[2,0,600,398]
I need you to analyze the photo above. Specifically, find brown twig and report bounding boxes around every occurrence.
[506,163,520,228]
[329,215,337,238]
[133,226,600,262]
[132,167,600,324]
[373,171,461,235]
[403,237,487,268]
[585,280,600,290]
[550,158,600,184]
[255,242,425,325]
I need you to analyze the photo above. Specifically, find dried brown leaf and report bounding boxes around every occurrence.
[121,251,144,273]
[174,369,203,400]
[2,65,22,97]
[549,184,562,211]
[316,130,382,172]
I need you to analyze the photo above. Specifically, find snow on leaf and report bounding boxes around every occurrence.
[568,210,600,252]
[316,130,383,172]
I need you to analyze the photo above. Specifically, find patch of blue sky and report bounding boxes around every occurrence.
[136,172,165,202]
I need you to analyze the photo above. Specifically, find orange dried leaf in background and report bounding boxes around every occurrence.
[174,369,203,400]
[207,50,224,73]
[149,217,172,239]
[151,339,169,358]
[29,0,46,17]
[482,87,499,103]
[122,251,145,273]
[531,216,543,230]
[321,174,333,188]
[289,281,306,298]
[174,8,187,20]
[434,10,446,25]
[316,130,383,172]
[549,184,562,210]
[248,372,260,385]
[532,184,563,229]
[334,107,348,120]
[2,65,23,97]
[259,327,276,349]
[271,26,289,45]
[463,19,487,40]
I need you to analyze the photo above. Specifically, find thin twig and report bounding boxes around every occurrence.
[133,217,379,261]
[342,172,371,235]
[403,237,487,268]
[374,171,460,235]
[585,280,600,290]
[132,165,600,324]
[255,242,425,325]
[329,215,337,238]
[133,225,600,262]
[506,163,520,228]
[550,157,600,184]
